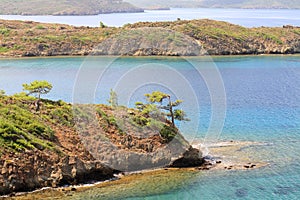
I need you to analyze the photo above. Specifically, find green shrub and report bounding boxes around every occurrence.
[0,28,10,36]
[0,90,5,97]
[0,46,9,53]
[159,125,177,142]
[133,115,148,126]
[36,25,46,30]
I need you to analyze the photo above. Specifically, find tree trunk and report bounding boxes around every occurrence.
[34,99,41,112]
[168,96,175,127]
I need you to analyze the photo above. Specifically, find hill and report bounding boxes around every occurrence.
[0,0,143,15]
[0,19,299,57]
[125,0,300,9]
[0,91,202,195]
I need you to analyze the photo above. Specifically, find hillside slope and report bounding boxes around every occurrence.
[0,0,143,15]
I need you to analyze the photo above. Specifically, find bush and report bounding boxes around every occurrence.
[0,90,5,97]
[159,125,177,142]
[36,25,46,30]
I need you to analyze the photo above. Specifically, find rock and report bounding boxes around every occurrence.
[169,146,204,168]
[1,166,8,175]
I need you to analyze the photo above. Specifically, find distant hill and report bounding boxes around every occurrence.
[125,0,300,9]
[198,0,300,9]
[0,0,143,15]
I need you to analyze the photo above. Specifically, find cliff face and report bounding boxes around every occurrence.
[0,96,203,195]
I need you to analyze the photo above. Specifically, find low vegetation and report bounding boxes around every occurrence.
[0,82,188,155]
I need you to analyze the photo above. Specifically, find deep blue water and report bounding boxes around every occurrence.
[1,8,300,27]
[0,55,300,199]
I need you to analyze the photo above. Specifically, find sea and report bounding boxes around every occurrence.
[0,8,300,27]
[0,55,300,199]
[0,7,300,200]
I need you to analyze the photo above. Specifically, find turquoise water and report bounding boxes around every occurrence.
[0,55,300,199]
[1,8,300,27]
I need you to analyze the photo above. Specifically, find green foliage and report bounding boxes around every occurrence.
[173,109,189,121]
[142,91,187,127]
[132,115,148,126]
[0,27,10,36]
[293,29,300,35]
[12,44,25,50]
[159,125,177,142]
[99,21,107,28]
[135,101,145,111]
[146,118,164,130]
[13,92,36,101]
[44,35,66,42]
[23,80,52,99]
[108,89,118,107]
[0,46,9,53]
[0,96,56,151]
[49,106,73,127]
[36,25,46,30]
[0,90,5,97]
[145,91,169,103]
[261,33,283,44]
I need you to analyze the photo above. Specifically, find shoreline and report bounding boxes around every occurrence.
[0,53,300,60]
[1,140,269,199]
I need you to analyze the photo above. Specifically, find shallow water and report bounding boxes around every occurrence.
[0,55,300,199]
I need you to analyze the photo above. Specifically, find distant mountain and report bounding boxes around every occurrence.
[198,0,300,9]
[0,0,143,15]
[125,0,300,9]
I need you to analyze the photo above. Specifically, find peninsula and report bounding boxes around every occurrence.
[0,87,203,195]
[0,0,143,16]
[0,19,299,57]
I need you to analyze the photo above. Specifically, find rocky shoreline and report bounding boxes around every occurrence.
[0,140,268,200]
[0,146,203,197]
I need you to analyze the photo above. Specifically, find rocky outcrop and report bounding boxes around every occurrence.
[170,146,203,168]
[0,145,203,195]
[0,150,116,195]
